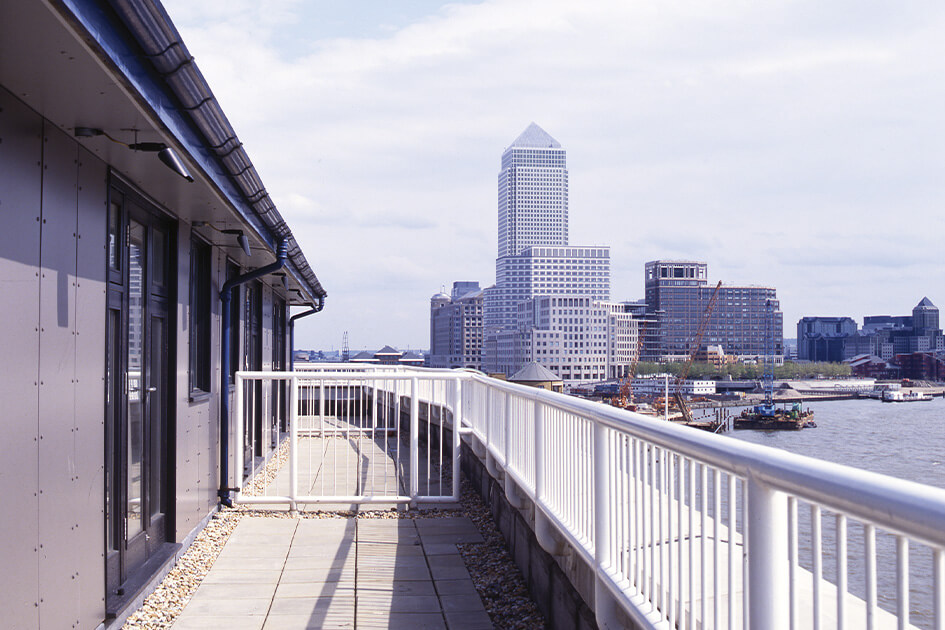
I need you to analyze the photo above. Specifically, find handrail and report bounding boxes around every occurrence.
[233,366,945,629]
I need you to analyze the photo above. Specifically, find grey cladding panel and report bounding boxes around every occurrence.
[0,85,42,629]
[75,147,107,628]
[37,122,80,629]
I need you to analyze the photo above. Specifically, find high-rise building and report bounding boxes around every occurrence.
[429,282,484,369]
[797,316,858,362]
[913,297,940,336]
[485,296,644,385]
[483,124,613,377]
[644,260,783,361]
[484,245,611,332]
[497,122,568,258]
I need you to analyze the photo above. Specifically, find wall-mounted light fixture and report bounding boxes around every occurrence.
[191,221,254,257]
[222,229,253,257]
[272,272,289,291]
[74,127,194,182]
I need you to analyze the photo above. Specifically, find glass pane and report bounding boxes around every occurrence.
[152,228,166,289]
[108,201,121,271]
[149,316,164,518]
[127,220,144,538]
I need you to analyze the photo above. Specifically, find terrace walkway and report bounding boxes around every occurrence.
[170,516,493,630]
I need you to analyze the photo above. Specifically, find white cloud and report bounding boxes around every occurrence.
[163,0,945,349]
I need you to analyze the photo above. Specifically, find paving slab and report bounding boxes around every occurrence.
[432,579,479,597]
[355,612,447,630]
[172,513,493,628]
[172,613,266,630]
[443,609,494,630]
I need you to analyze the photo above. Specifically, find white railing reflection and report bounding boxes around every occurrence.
[234,365,945,630]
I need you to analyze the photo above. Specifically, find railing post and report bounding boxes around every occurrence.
[534,401,544,503]
[289,375,298,514]
[233,372,244,502]
[452,378,462,501]
[747,475,790,628]
[504,391,513,468]
[485,387,492,448]
[594,421,621,628]
[318,378,325,436]
[410,377,419,502]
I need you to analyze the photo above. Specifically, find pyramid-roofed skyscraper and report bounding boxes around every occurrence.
[483,124,614,378]
[497,122,569,258]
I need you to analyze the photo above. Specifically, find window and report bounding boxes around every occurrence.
[189,236,212,393]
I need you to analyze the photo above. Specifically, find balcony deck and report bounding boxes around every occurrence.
[157,367,945,630]
[169,516,491,630]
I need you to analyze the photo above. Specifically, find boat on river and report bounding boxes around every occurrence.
[882,390,933,403]
[734,401,816,430]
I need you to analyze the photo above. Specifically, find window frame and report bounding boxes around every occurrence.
[188,234,213,396]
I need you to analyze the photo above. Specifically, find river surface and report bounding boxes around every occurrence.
[722,397,945,627]
[727,397,945,490]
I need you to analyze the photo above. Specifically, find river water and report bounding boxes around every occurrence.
[729,397,945,490]
[726,397,945,627]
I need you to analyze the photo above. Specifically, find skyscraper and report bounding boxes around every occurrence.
[483,124,616,379]
[497,122,569,258]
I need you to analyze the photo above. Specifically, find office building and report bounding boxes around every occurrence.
[429,282,484,369]
[798,298,943,362]
[644,260,783,361]
[485,245,611,332]
[483,124,612,376]
[797,317,858,362]
[486,296,644,385]
[497,122,568,258]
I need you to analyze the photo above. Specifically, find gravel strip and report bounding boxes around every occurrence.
[121,510,240,629]
[457,479,546,630]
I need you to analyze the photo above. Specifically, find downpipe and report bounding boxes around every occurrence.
[289,298,324,370]
[219,239,288,507]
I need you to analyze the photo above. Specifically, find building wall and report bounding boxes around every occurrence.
[486,246,611,333]
[429,286,483,370]
[484,296,641,384]
[646,262,782,361]
[0,86,290,628]
[0,90,107,629]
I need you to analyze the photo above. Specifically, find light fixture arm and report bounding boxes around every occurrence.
[73,127,193,182]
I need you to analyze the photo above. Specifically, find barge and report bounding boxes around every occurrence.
[734,402,815,431]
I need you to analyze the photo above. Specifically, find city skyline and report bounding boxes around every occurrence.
[163,0,945,351]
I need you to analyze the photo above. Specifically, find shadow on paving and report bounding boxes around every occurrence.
[169,516,491,630]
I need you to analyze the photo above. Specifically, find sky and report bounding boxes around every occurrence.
[162,0,945,352]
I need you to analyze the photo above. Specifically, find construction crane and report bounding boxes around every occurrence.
[613,320,647,409]
[673,281,723,423]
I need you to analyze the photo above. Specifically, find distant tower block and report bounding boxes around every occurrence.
[497,122,569,258]
[342,331,349,362]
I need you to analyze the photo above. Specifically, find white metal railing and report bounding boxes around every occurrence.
[234,365,945,630]
[234,367,463,507]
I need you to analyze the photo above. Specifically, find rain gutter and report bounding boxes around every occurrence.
[54,0,327,303]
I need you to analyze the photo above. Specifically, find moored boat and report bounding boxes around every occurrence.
[734,401,815,430]
[882,390,933,403]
